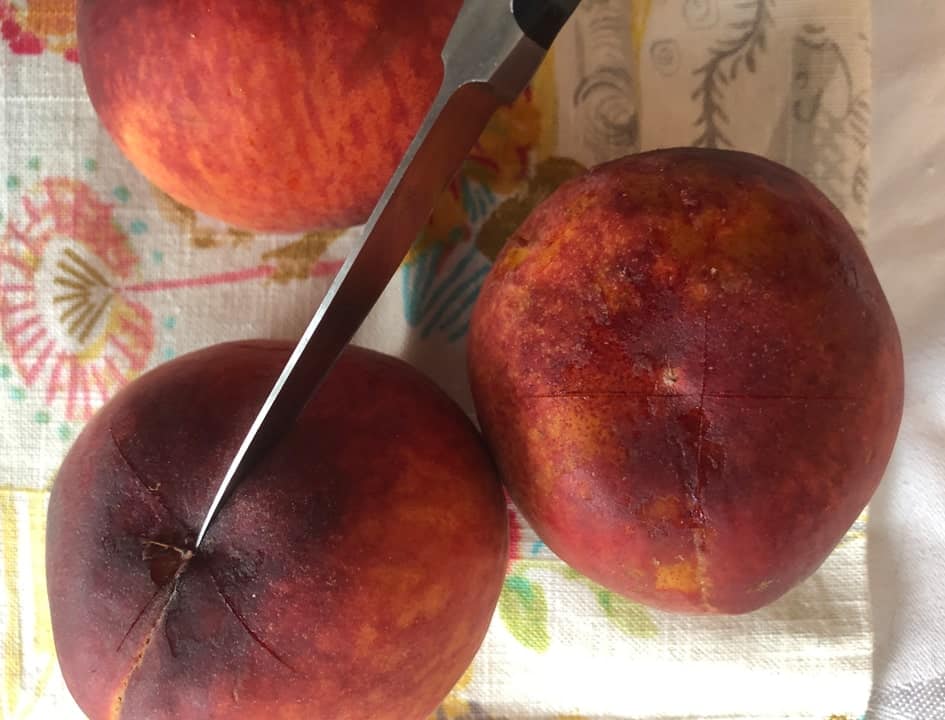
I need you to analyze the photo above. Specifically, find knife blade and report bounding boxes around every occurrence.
[195,0,582,548]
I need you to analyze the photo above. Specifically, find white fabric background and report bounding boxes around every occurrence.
[868,0,945,717]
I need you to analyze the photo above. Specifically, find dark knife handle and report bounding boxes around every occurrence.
[513,0,581,49]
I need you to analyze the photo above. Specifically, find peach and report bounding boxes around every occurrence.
[77,0,462,232]
[468,148,903,614]
[47,341,507,718]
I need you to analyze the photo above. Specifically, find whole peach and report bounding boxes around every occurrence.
[77,0,461,232]
[468,148,903,614]
[47,341,507,719]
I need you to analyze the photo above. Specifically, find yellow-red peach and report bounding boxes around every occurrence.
[47,341,507,719]
[77,0,462,232]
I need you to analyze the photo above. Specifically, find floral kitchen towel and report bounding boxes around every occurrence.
[1,1,872,718]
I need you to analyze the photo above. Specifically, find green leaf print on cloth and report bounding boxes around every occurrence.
[595,590,659,639]
[499,574,550,653]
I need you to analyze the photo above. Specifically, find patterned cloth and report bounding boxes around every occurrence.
[1,1,874,718]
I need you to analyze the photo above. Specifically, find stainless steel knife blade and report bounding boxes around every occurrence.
[195,0,581,547]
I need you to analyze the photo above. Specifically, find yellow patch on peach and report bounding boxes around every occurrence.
[112,106,151,164]
[654,558,701,595]
[499,244,531,272]
[396,584,447,629]
[366,566,426,596]
[525,404,613,483]
[642,495,686,523]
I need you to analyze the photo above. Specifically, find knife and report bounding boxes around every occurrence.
[195,0,582,548]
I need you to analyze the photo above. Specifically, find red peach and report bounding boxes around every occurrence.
[468,148,903,614]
